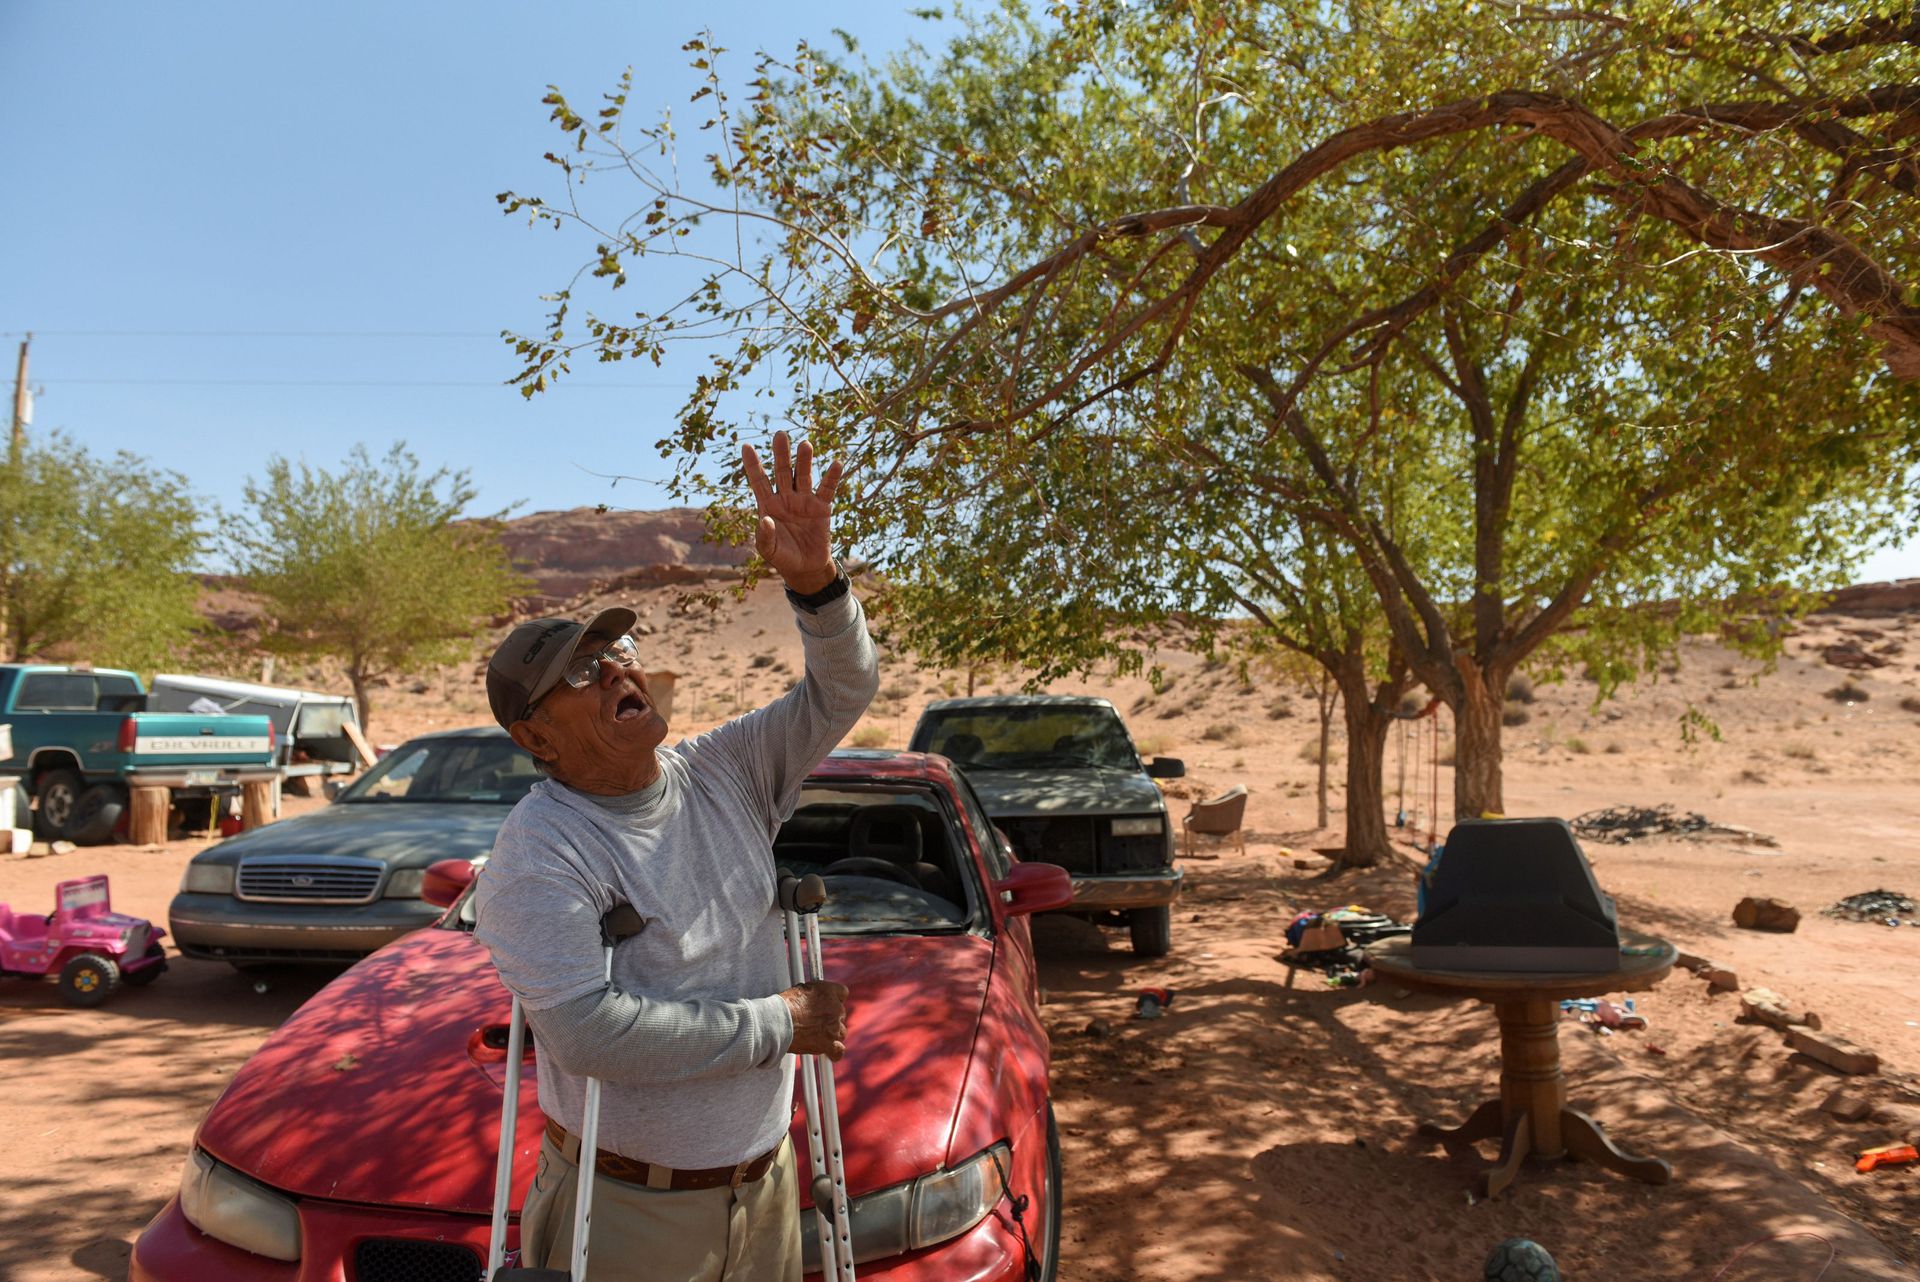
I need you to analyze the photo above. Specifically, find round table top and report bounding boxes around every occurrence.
[1364,933,1676,1004]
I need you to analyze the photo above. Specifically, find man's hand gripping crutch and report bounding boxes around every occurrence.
[779,872,856,1282]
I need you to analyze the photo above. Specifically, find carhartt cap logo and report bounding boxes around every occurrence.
[521,623,571,665]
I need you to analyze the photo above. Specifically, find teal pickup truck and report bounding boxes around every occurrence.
[0,665,277,845]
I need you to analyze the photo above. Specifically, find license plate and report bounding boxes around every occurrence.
[184,770,220,787]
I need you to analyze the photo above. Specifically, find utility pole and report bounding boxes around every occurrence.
[8,333,26,465]
[2,332,24,658]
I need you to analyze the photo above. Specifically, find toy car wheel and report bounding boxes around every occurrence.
[59,952,121,1007]
[66,784,127,846]
[122,943,167,987]
[1128,905,1171,957]
[33,768,84,840]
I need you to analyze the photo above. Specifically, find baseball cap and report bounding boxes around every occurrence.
[486,606,639,729]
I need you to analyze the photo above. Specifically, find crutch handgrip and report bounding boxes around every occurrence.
[778,872,828,914]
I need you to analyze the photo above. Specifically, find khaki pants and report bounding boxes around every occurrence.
[520,1133,802,1282]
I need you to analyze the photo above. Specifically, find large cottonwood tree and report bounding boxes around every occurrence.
[505,1,1920,819]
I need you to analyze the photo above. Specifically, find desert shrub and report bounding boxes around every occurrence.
[850,724,889,749]
[1603,742,1624,755]
[1202,722,1248,747]
[1783,743,1817,760]
[1825,683,1869,703]
[1900,695,1920,715]
[1505,674,1537,704]
[1565,737,1591,754]
[1133,734,1170,758]
[1737,768,1768,784]
[1202,656,1227,673]
[1298,737,1338,765]
[750,653,775,669]
[1502,705,1532,727]
[881,679,917,701]
[1266,700,1293,720]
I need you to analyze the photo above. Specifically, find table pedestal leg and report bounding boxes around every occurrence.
[1417,1098,1503,1146]
[1496,998,1566,1159]
[1562,1107,1672,1184]
[1480,1112,1532,1200]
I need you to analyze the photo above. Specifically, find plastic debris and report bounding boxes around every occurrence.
[1823,889,1916,923]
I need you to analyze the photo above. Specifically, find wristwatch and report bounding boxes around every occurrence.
[784,566,851,614]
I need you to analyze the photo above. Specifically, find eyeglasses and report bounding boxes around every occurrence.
[526,633,642,718]
[558,633,642,690]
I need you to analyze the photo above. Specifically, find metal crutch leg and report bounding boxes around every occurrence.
[779,873,855,1282]
[489,904,645,1281]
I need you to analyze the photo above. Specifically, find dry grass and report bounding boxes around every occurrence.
[1202,722,1249,748]
[1502,705,1532,727]
[1298,737,1338,765]
[1505,674,1537,704]
[850,724,890,749]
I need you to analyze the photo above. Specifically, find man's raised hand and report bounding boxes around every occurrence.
[742,430,843,596]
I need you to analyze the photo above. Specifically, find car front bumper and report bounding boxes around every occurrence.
[167,892,440,963]
[130,1187,1040,1282]
[1063,866,1183,912]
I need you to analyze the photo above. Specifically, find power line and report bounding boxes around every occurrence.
[36,377,688,389]
[0,329,502,339]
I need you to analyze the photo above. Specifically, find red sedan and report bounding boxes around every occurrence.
[130,750,1069,1282]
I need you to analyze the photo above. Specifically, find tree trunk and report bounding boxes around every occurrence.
[1314,673,1335,830]
[348,664,372,736]
[1335,687,1391,869]
[1452,663,1504,819]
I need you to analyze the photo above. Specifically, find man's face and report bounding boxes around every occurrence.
[513,630,668,777]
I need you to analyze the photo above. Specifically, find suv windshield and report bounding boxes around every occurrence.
[915,705,1140,771]
[339,737,542,805]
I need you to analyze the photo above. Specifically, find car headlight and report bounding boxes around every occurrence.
[179,864,235,895]
[1110,816,1163,837]
[801,1142,1009,1272]
[177,1149,301,1261]
[383,868,426,899]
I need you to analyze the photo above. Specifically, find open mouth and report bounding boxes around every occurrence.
[614,691,648,723]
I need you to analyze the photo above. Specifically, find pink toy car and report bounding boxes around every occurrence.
[0,875,167,1006]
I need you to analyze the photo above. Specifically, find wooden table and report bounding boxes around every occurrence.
[1365,934,1676,1198]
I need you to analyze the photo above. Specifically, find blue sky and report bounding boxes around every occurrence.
[0,1,950,524]
[3,2,1915,582]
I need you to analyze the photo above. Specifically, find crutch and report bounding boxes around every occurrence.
[778,873,855,1282]
[488,904,645,1281]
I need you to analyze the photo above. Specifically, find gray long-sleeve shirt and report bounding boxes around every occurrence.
[472,590,879,1169]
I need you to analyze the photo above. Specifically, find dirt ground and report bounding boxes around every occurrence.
[3,583,1918,1281]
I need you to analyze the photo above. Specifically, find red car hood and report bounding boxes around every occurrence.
[196,927,994,1214]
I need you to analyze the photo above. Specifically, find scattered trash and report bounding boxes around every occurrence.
[1483,1237,1562,1281]
[48,839,76,856]
[1572,805,1775,846]
[1559,996,1647,1031]
[1645,1043,1667,1056]
[1823,889,1916,923]
[1134,988,1175,1019]
[1855,1143,1917,1174]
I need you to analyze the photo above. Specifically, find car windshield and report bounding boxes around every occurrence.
[338,737,542,805]
[915,706,1139,770]
[773,786,978,935]
[444,783,979,937]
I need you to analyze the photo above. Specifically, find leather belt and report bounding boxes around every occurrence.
[544,1116,781,1191]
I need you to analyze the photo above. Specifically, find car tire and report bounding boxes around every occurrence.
[1038,1104,1063,1282]
[123,943,167,987]
[66,784,127,846]
[59,952,121,1007]
[32,768,84,840]
[1128,905,1171,957]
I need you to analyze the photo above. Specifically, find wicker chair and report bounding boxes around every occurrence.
[1182,785,1248,857]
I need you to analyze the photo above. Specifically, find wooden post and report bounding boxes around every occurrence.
[241,780,275,830]
[129,786,169,846]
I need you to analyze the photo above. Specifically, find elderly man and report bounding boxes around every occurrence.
[473,432,878,1281]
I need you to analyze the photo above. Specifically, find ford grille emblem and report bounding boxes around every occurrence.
[290,875,314,888]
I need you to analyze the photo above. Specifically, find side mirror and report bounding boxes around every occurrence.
[1147,757,1186,779]
[992,862,1073,918]
[422,858,477,909]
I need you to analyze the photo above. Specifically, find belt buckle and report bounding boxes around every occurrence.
[729,1159,749,1190]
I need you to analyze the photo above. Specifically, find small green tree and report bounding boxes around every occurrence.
[230,444,526,731]
[0,432,206,672]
